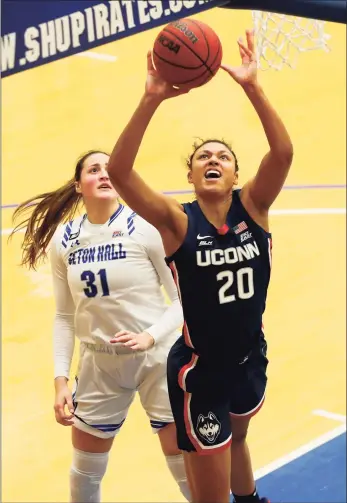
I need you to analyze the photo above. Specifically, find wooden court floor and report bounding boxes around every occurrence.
[2,9,346,502]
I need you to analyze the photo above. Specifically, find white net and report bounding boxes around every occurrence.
[252,11,331,70]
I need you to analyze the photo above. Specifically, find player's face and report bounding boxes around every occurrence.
[188,142,238,197]
[76,152,119,201]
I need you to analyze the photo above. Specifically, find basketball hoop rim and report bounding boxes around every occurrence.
[219,0,347,24]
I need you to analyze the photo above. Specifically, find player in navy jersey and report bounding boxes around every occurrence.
[11,151,191,503]
[107,29,293,503]
[167,185,272,369]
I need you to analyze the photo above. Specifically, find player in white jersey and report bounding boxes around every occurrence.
[11,150,190,503]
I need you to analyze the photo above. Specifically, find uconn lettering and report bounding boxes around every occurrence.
[197,241,260,267]
[68,243,126,265]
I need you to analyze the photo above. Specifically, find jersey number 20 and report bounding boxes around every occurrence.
[217,267,254,304]
[81,269,110,298]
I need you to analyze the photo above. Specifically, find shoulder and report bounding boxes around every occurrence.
[125,207,138,235]
[230,188,242,204]
[50,215,85,254]
[109,205,160,241]
[107,205,137,232]
[234,186,271,235]
[126,211,163,250]
[181,200,198,214]
[131,212,160,239]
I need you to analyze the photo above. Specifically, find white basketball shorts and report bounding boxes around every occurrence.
[72,340,175,439]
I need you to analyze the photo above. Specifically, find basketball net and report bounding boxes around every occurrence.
[252,11,331,70]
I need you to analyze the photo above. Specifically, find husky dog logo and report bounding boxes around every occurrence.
[196,412,221,444]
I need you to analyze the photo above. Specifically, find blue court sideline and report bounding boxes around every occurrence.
[255,432,346,503]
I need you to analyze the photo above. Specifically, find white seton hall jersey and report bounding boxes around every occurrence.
[51,204,182,377]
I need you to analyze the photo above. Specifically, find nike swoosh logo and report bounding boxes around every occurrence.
[197,234,213,239]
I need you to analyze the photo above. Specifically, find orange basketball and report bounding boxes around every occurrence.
[152,18,222,89]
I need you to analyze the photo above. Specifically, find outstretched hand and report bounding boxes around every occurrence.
[221,29,258,86]
[144,51,191,101]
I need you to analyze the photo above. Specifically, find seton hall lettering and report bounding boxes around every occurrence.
[68,243,126,265]
[197,241,260,267]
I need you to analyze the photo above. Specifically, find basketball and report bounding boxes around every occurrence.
[152,18,222,89]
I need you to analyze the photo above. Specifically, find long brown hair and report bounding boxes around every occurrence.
[10,150,109,270]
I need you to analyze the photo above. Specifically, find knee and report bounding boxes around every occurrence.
[158,422,181,456]
[71,448,109,476]
[70,448,109,499]
[230,416,251,444]
[231,429,248,443]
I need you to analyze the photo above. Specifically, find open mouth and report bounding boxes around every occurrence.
[98,184,112,189]
[204,169,221,180]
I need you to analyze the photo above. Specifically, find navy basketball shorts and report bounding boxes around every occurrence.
[167,337,268,455]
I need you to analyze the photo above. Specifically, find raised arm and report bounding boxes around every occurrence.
[222,30,294,212]
[107,52,188,235]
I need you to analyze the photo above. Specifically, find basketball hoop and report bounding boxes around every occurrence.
[251,11,331,70]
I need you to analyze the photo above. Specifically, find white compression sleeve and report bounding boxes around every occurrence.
[137,220,183,343]
[53,313,75,379]
[50,229,76,379]
[70,448,109,503]
[166,454,191,501]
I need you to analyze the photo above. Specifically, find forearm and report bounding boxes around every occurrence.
[145,298,183,344]
[242,82,293,158]
[108,93,163,181]
[53,313,75,380]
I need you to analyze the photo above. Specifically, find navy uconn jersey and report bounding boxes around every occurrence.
[166,189,272,366]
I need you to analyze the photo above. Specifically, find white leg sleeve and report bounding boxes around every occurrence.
[70,448,109,503]
[166,454,191,502]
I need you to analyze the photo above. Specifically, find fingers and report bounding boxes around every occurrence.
[246,28,255,52]
[111,332,154,351]
[130,343,141,351]
[110,331,139,348]
[66,396,75,415]
[238,41,248,61]
[110,331,153,351]
[114,330,130,338]
[123,338,138,347]
[110,335,131,343]
[55,403,74,420]
[110,336,132,343]
[110,330,130,343]
[238,38,253,59]
[238,29,256,62]
[56,415,74,426]
[147,50,155,71]
[169,85,192,97]
[54,403,74,426]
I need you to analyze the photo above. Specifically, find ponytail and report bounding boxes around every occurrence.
[10,178,81,269]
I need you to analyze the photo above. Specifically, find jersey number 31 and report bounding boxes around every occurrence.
[217,267,254,304]
[81,269,110,298]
